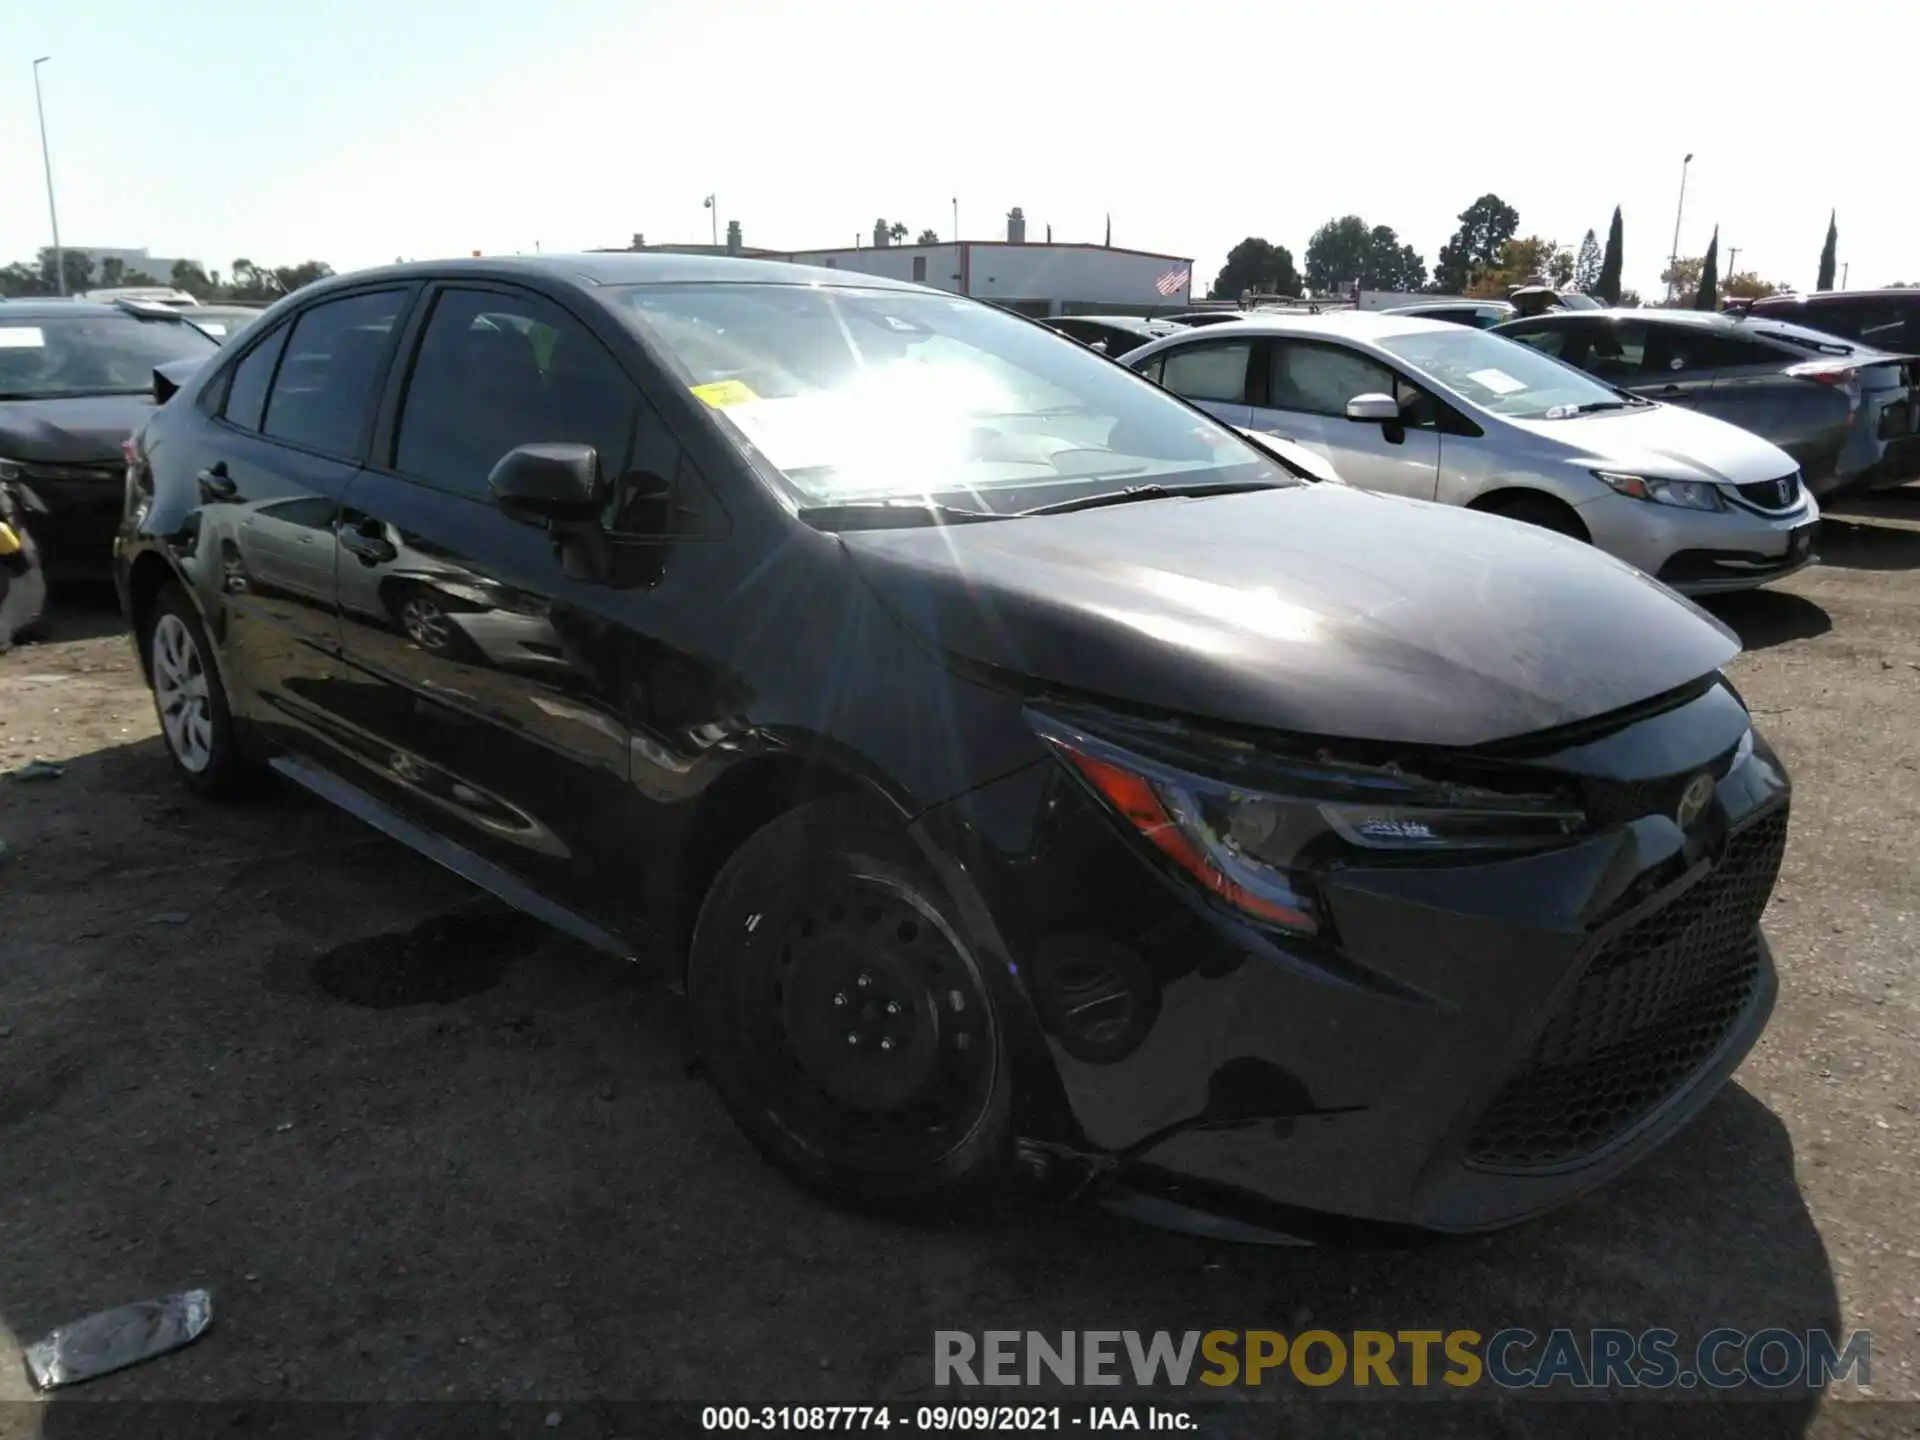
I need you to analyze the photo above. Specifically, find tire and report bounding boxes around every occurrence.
[146,583,254,800]
[1483,492,1589,542]
[687,796,1015,1213]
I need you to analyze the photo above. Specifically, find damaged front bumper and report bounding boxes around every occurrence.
[916,682,1791,1237]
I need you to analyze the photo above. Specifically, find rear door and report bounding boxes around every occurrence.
[1142,335,1255,426]
[1683,332,1811,446]
[1246,337,1440,500]
[185,286,413,748]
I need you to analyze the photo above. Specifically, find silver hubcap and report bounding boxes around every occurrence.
[152,613,215,773]
[401,596,451,650]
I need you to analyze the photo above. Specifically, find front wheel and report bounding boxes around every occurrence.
[687,797,1015,1213]
[147,584,254,799]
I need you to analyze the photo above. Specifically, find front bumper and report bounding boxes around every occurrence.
[923,687,1790,1235]
[1575,489,1820,595]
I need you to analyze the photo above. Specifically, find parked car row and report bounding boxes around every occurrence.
[1117,311,1822,593]
[103,253,1800,1242]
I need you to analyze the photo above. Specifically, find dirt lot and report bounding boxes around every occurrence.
[3,494,1919,1438]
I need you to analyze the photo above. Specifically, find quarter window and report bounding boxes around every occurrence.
[221,324,289,432]
[1159,340,1251,404]
[261,290,406,457]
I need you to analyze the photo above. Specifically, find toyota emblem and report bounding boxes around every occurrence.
[1676,772,1715,830]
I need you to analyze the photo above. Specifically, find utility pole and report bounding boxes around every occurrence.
[1726,246,1740,275]
[32,57,65,296]
[1666,152,1694,301]
[1842,262,1850,290]
[951,197,958,242]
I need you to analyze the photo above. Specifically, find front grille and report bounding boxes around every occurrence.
[1731,472,1801,511]
[18,459,122,484]
[1465,806,1788,1171]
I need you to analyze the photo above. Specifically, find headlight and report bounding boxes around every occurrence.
[1593,470,1725,512]
[1033,714,1586,938]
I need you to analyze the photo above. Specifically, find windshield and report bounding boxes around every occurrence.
[0,312,218,399]
[607,283,1287,513]
[1375,326,1628,419]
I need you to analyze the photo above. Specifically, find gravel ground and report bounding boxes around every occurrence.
[2,491,1918,1439]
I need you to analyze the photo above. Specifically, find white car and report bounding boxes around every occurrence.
[1121,312,1820,594]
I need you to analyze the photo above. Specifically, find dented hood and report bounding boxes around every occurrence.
[841,485,1741,748]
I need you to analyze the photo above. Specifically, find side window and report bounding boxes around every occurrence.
[1159,341,1251,404]
[1582,323,1649,381]
[1699,336,1788,370]
[1507,327,1568,357]
[394,288,636,498]
[220,324,290,432]
[261,290,406,457]
[1265,341,1397,416]
[1135,354,1166,384]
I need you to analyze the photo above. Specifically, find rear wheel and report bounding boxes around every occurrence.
[1481,492,1589,542]
[687,797,1014,1212]
[147,584,254,800]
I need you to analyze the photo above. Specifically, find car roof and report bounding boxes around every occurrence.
[0,299,151,320]
[1385,300,1511,313]
[1057,314,1164,328]
[1146,310,1459,343]
[299,252,929,295]
[1752,288,1916,305]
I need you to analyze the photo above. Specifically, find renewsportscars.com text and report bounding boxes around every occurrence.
[934,1328,1871,1392]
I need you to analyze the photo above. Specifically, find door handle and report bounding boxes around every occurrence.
[338,528,397,565]
[196,463,236,499]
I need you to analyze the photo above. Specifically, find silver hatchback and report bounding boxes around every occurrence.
[1120,313,1820,594]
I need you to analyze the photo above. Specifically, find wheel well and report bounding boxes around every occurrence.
[672,757,867,957]
[1468,487,1591,542]
[124,553,179,678]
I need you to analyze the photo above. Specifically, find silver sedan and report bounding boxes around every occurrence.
[1119,312,1820,594]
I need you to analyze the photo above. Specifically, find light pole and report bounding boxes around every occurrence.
[951,197,958,242]
[32,57,65,297]
[704,194,717,248]
[1666,151,1693,302]
[1842,262,1850,290]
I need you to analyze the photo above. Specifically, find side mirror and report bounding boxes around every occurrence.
[1344,393,1400,423]
[488,443,600,525]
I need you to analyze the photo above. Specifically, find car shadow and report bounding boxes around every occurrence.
[2,736,1841,1437]
[1699,590,1832,651]
[23,580,129,646]
[1814,483,1920,572]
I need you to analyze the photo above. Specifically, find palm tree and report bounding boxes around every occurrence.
[888,222,908,245]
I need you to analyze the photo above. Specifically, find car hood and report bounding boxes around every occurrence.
[1507,400,1796,484]
[0,393,154,465]
[841,485,1740,748]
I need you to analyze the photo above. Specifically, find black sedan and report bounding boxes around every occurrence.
[0,299,220,576]
[117,254,1790,1238]
[1495,308,1917,498]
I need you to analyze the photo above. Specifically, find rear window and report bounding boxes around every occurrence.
[0,312,218,399]
[1745,322,1855,356]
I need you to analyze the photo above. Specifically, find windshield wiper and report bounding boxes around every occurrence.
[796,499,1002,530]
[1571,399,1644,414]
[1016,480,1284,518]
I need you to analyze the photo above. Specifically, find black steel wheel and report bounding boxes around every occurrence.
[688,796,1013,1210]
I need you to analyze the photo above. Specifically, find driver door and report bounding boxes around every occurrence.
[1138,337,1255,428]
[1247,339,1441,500]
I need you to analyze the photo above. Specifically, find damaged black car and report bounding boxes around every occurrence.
[116,254,1790,1238]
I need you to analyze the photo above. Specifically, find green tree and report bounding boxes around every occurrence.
[0,262,47,297]
[1722,271,1785,300]
[1658,256,1703,305]
[171,259,216,299]
[270,261,334,294]
[99,257,127,287]
[1817,211,1838,291]
[1597,206,1624,303]
[1303,216,1426,294]
[1208,237,1301,300]
[39,248,95,294]
[1468,236,1569,298]
[1432,193,1519,293]
[228,259,280,301]
[916,229,940,245]
[1694,227,1720,310]
[1572,229,1602,293]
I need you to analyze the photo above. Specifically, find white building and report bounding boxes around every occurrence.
[779,240,1193,318]
[606,212,1194,317]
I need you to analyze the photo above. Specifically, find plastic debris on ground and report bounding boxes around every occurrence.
[23,1289,215,1391]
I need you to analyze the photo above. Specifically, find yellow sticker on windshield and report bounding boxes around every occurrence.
[691,379,759,409]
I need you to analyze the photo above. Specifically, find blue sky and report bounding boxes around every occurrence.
[2,0,1911,298]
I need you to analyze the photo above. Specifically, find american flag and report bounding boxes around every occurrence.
[1155,266,1190,297]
